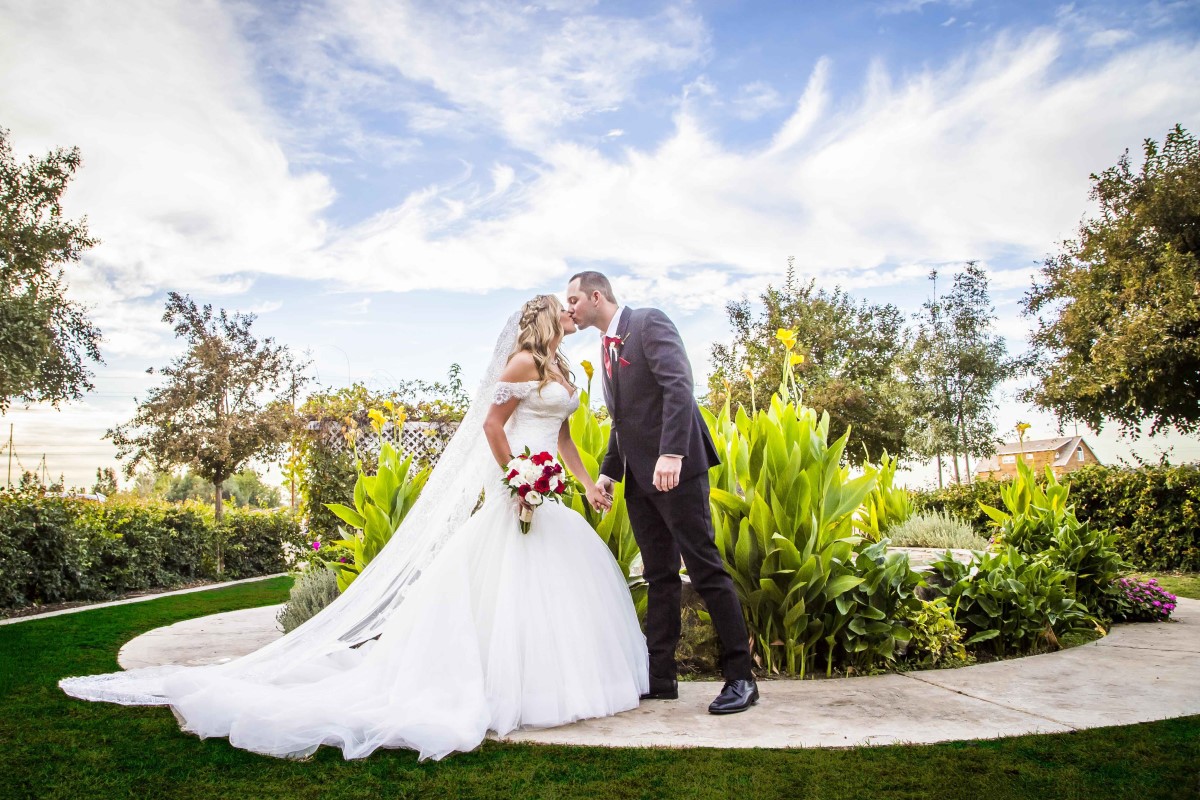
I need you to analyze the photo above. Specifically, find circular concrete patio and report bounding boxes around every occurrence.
[114,596,1200,749]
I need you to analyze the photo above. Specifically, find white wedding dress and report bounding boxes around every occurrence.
[59,317,649,761]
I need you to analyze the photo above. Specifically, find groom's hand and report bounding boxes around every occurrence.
[653,455,682,492]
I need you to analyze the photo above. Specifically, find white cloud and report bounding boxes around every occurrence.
[315,0,710,150]
[732,81,786,120]
[1087,28,1136,48]
[878,0,973,16]
[0,1,333,305]
[320,30,1200,312]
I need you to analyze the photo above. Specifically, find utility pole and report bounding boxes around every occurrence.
[6,424,11,489]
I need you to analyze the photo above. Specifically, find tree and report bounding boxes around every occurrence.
[0,128,102,413]
[107,292,306,520]
[1024,124,1200,435]
[91,466,117,496]
[905,264,1015,485]
[708,260,915,462]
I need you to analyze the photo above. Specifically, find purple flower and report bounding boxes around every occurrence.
[311,541,321,550]
[1153,601,1161,607]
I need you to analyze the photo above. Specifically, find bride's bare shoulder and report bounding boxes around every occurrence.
[498,351,539,383]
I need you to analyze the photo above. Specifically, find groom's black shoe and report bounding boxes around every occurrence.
[708,679,758,714]
[639,677,678,700]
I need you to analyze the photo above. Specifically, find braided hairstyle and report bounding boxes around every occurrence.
[511,294,576,393]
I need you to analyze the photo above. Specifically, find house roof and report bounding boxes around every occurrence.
[976,436,1095,473]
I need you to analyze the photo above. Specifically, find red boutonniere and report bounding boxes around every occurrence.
[603,335,625,350]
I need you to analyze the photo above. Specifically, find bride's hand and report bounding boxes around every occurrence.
[586,481,613,513]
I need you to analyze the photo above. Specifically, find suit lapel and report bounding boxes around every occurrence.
[610,307,632,416]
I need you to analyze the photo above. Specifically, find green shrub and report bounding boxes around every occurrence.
[887,510,988,550]
[915,464,1200,572]
[897,597,974,669]
[983,460,1129,621]
[1067,464,1200,572]
[0,492,301,610]
[929,546,1096,656]
[276,566,340,633]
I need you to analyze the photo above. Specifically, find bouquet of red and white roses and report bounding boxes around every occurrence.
[503,447,569,533]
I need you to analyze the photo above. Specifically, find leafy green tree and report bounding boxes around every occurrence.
[906,264,1015,485]
[708,260,915,462]
[107,293,306,520]
[0,127,102,412]
[91,467,117,496]
[1024,124,1200,435]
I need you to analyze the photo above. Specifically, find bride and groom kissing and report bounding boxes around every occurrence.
[59,270,758,761]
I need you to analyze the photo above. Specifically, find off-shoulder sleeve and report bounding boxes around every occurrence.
[492,381,537,404]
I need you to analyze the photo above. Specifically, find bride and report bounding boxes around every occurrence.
[59,295,650,760]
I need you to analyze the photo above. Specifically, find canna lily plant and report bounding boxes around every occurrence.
[703,390,916,677]
[324,441,430,592]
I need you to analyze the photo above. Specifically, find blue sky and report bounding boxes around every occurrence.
[1,0,1199,489]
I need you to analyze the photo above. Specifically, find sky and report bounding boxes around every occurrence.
[1,0,1198,491]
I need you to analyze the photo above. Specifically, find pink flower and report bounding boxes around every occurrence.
[311,541,321,550]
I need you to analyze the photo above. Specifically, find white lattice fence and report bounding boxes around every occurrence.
[306,420,458,470]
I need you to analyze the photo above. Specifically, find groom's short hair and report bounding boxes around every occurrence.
[570,270,617,304]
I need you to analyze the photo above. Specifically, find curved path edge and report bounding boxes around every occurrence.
[109,597,1200,749]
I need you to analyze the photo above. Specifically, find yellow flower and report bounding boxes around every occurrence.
[722,377,731,393]
[1016,421,1031,441]
[581,360,594,381]
[789,352,805,366]
[742,364,754,382]
[775,327,798,350]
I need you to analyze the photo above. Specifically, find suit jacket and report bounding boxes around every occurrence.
[598,307,721,497]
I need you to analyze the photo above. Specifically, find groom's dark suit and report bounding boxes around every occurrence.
[598,306,753,682]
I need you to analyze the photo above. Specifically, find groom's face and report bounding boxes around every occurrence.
[565,279,599,330]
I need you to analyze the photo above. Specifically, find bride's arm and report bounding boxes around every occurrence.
[483,351,539,469]
[556,420,597,495]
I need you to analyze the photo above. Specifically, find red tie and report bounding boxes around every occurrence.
[602,335,621,378]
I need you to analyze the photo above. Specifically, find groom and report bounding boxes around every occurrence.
[566,271,758,714]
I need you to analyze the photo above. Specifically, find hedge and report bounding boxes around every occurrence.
[914,464,1200,572]
[0,493,305,610]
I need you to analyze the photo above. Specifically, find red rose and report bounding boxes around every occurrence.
[518,485,530,498]
[531,451,553,466]
[553,464,563,474]
[554,483,566,494]
[534,476,551,493]
[506,469,519,480]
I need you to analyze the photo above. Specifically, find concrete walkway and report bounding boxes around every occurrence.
[110,597,1200,749]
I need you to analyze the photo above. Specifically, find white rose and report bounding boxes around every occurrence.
[525,491,544,506]
[520,462,540,483]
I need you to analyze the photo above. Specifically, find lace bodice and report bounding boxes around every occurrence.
[494,380,579,458]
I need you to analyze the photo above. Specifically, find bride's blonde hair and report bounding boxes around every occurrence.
[512,294,575,393]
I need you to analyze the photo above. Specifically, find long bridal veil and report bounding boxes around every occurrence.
[60,311,521,706]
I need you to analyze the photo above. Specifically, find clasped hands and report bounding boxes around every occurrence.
[586,455,682,512]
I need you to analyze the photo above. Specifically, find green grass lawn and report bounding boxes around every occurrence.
[1,576,1197,800]
[1135,571,1200,600]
